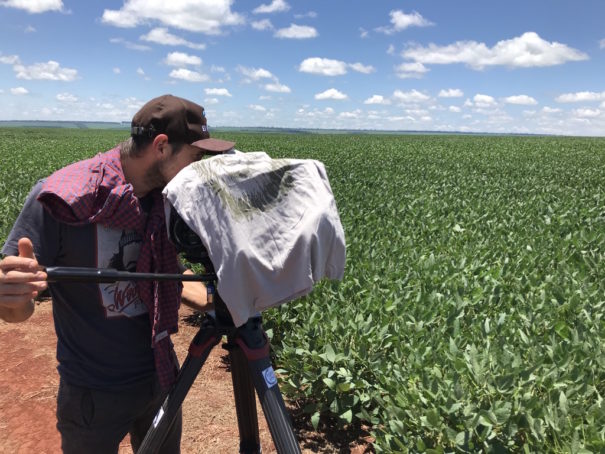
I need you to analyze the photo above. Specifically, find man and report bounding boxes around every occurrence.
[0,94,235,453]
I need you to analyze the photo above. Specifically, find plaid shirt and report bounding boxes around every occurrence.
[38,147,181,389]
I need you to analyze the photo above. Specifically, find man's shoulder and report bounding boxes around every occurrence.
[51,148,116,177]
[41,147,122,195]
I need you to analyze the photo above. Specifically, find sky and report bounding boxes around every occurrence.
[0,0,604,136]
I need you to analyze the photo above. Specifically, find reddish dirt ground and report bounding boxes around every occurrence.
[0,301,372,453]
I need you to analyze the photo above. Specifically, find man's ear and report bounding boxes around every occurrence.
[152,134,169,156]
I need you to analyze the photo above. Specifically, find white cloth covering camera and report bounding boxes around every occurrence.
[163,151,346,327]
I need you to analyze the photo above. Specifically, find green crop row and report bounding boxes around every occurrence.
[1,129,604,452]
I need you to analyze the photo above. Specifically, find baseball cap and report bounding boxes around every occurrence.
[131,94,235,153]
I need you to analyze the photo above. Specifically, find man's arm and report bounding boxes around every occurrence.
[0,299,35,323]
[180,268,213,312]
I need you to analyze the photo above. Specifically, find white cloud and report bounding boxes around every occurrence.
[164,52,202,67]
[473,94,497,107]
[439,88,463,98]
[377,10,433,34]
[296,106,335,118]
[349,62,375,74]
[211,65,225,73]
[249,104,267,111]
[14,60,77,81]
[102,0,244,35]
[24,25,36,32]
[1,0,63,13]
[386,116,409,122]
[402,32,588,69]
[140,28,206,50]
[315,88,348,100]
[600,39,605,49]
[205,88,232,97]
[253,0,289,14]
[395,62,428,79]
[387,44,395,55]
[265,82,291,93]
[113,67,121,74]
[359,28,368,39]
[405,108,430,117]
[275,24,317,39]
[238,66,274,81]
[364,95,390,105]
[39,106,65,117]
[542,106,562,113]
[339,109,362,119]
[10,86,28,95]
[504,95,537,105]
[204,97,219,105]
[169,68,209,82]
[56,92,77,102]
[0,54,20,65]
[109,37,151,51]
[294,11,316,19]
[298,58,374,76]
[251,19,273,31]
[573,108,601,118]
[298,58,375,76]
[393,89,430,103]
[366,110,381,120]
[299,58,347,76]
[449,106,461,113]
[237,66,289,91]
[555,91,605,103]
[136,67,150,80]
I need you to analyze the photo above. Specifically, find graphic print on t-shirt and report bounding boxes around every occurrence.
[97,225,148,318]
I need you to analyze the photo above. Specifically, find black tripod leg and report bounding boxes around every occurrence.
[138,321,221,454]
[229,342,261,453]
[235,319,301,454]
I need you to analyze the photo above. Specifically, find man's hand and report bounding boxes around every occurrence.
[0,238,47,323]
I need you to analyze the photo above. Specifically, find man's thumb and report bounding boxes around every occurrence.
[17,238,35,259]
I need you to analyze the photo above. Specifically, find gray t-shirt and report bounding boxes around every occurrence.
[1,181,156,389]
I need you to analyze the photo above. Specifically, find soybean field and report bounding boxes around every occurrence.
[1,128,604,453]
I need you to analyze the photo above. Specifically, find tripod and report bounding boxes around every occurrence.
[45,210,301,454]
[137,291,300,454]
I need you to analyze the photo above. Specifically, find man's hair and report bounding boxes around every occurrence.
[119,136,185,158]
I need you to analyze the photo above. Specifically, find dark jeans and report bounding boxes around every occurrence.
[56,377,182,454]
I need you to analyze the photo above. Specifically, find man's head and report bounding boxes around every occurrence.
[122,94,235,194]
[131,94,234,154]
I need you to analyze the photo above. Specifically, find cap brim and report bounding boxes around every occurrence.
[191,138,235,154]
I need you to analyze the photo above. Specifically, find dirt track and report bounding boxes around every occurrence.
[0,301,371,454]
[0,301,278,454]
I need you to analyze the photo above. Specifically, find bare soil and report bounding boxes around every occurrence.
[0,301,373,453]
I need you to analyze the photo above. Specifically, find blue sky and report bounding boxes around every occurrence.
[0,0,604,136]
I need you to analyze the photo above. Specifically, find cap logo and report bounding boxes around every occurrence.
[202,125,208,132]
